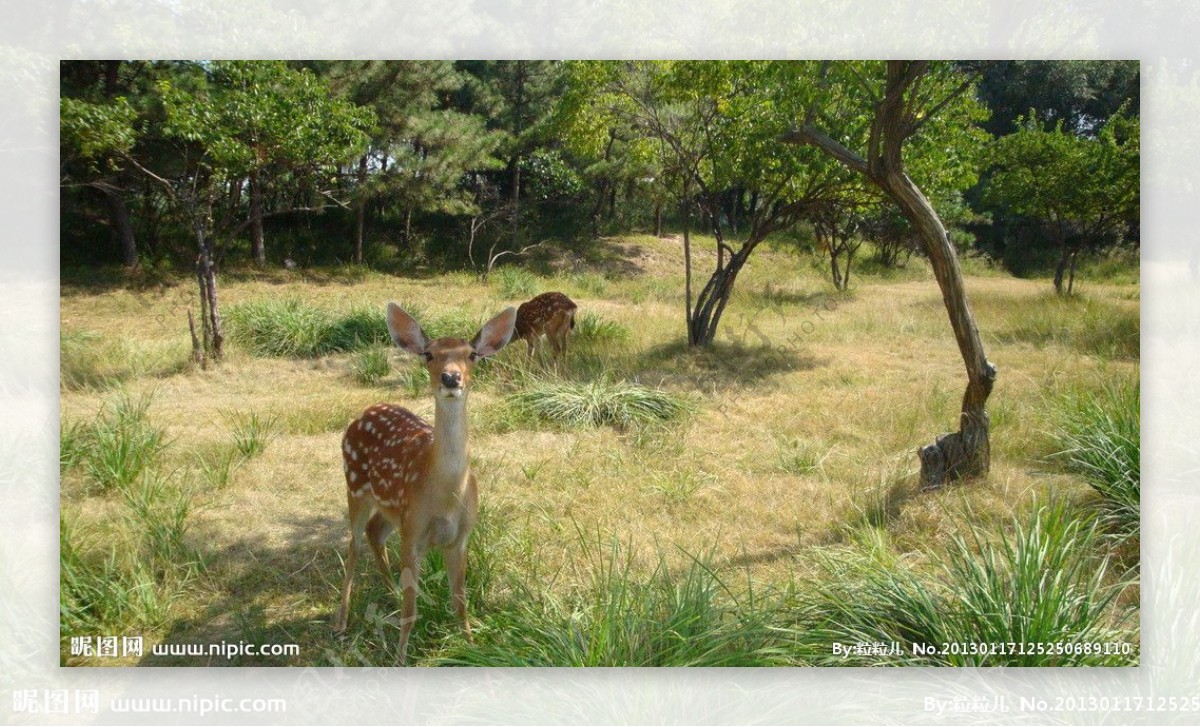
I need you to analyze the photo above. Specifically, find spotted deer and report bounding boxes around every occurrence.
[515,292,578,361]
[333,303,516,664]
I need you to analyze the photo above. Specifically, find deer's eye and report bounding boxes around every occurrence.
[422,351,433,362]
[468,351,478,361]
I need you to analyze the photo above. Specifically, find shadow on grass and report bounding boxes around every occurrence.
[637,339,827,391]
[136,510,473,667]
[525,235,647,279]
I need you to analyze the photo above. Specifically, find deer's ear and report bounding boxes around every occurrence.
[386,303,429,356]
[470,307,517,358]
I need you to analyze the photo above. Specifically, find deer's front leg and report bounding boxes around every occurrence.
[396,538,423,665]
[443,540,472,642]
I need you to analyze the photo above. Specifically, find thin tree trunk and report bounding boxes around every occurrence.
[1067,249,1078,295]
[354,153,367,265]
[249,167,265,266]
[106,186,137,269]
[885,169,993,488]
[682,181,694,345]
[654,202,663,237]
[1054,245,1070,295]
[193,202,224,361]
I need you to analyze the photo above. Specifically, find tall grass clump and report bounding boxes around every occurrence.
[224,410,278,459]
[79,392,167,492]
[61,331,191,390]
[61,475,201,640]
[490,266,540,298]
[995,293,1139,359]
[1050,378,1140,536]
[225,299,389,358]
[787,502,1136,666]
[61,518,171,634]
[572,311,631,345]
[351,347,391,385]
[436,541,784,666]
[507,380,692,429]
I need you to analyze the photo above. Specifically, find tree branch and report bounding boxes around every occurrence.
[780,126,871,178]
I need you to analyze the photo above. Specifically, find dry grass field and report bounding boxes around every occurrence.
[59,233,1140,666]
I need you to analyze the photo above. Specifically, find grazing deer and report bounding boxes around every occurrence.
[515,292,577,361]
[333,303,516,664]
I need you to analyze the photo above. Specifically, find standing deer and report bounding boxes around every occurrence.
[333,303,516,664]
[515,292,578,361]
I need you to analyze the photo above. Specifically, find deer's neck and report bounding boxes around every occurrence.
[431,395,469,481]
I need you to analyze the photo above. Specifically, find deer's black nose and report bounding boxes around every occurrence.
[440,371,462,389]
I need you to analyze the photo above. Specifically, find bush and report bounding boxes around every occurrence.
[1050,378,1140,536]
[507,380,693,429]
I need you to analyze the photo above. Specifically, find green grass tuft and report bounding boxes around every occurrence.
[490,266,541,299]
[507,380,693,429]
[351,347,391,386]
[77,392,167,492]
[572,311,632,345]
[786,501,1136,666]
[1050,378,1140,536]
[224,299,390,358]
[435,539,786,666]
[225,410,278,459]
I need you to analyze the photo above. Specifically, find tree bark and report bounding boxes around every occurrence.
[654,202,663,237]
[885,169,994,488]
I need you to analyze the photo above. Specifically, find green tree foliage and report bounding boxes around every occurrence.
[324,61,504,261]
[984,112,1139,294]
[151,61,372,360]
[977,61,1139,138]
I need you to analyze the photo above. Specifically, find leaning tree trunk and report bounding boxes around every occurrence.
[883,169,995,488]
[688,240,756,346]
[783,61,997,489]
[1067,250,1079,295]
